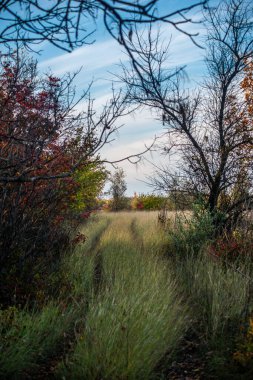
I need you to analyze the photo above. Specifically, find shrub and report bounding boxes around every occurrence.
[0,51,107,305]
[131,193,166,211]
[167,201,214,257]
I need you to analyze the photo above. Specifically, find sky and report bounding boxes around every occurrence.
[35,0,212,196]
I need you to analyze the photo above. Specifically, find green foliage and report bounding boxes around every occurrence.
[71,163,107,212]
[132,193,166,210]
[168,201,214,257]
[129,192,194,212]
[109,168,128,211]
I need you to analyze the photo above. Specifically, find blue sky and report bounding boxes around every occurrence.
[36,1,212,196]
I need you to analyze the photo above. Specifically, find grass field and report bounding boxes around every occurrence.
[0,211,252,379]
[59,211,188,379]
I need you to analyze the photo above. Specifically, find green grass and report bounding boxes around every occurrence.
[60,215,110,300]
[166,209,253,377]
[0,304,75,379]
[0,212,187,379]
[59,213,187,379]
[1,210,252,379]
[0,215,109,378]
[174,253,250,340]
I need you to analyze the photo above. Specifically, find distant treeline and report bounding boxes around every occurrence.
[101,192,195,211]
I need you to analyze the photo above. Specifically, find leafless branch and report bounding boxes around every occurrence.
[0,1,208,51]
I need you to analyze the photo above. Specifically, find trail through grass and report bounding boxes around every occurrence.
[2,211,250,379]
[59,212,187,379]
[0,212,187,379]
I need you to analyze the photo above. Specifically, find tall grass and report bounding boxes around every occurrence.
[174,253,250,340]
[60,215,110,300]
[2,210,250,378]
[0,215,109,378]
[0,304,75,379]
[166,207,252,375]
[130,211,169,255]
[59,213,187,379]
[1,212,187,379]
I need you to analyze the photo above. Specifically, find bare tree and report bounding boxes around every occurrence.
[121,0,253,232]
[0,1,207,52]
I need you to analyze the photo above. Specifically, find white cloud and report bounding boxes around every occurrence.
[39,39,126,76]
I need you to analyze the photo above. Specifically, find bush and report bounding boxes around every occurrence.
[167,202,214,257]
[131,193,166,211]
[0,52,106,306]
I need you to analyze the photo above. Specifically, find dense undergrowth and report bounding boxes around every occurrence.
[0,211,252,379]
[166,206,253,378]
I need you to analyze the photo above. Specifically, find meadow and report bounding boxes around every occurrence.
[0,211,252,379]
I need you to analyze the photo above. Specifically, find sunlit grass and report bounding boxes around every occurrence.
[61,215,109,300]
[59,212,187,379]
